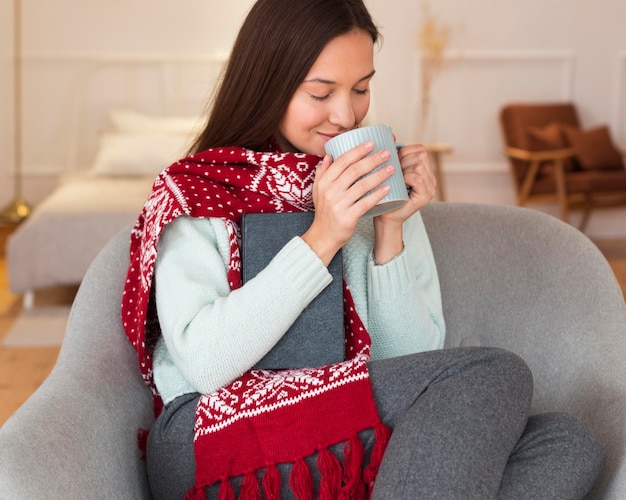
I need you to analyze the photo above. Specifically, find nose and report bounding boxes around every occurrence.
[328,93,357,130]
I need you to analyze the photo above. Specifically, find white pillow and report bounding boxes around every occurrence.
[90,132,191,177]
[108,109,202,136]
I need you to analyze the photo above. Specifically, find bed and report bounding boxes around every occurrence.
[6,56,226,307]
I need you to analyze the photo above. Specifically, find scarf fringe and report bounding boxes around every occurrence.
[186,426,391,500]
[289,457,314,500]
[340,434,366,499]
[317,447,342,499]
[262,463,281,499]
[239,472,262,499]
[184,483,209,500]
[363,423,392,498]
[216,479,235,500]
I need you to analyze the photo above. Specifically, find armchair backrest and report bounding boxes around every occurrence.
[499,102,580,186]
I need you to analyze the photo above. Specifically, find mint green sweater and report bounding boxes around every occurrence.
[152,213,445,405]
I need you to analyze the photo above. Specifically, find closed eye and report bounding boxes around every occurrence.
[310,88,368,102]
[310,92,332,102]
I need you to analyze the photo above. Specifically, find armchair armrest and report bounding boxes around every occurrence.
[505,146,576,162]
[0,227,154,499]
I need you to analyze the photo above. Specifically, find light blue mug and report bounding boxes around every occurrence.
[324,124,408,217]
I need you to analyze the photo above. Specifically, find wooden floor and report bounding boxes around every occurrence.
[0,235,625,427]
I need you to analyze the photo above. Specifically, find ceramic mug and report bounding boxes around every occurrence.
[324,124,408,217]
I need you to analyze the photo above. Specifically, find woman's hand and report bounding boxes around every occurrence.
[302,141,395,266]
[372,144,436,263]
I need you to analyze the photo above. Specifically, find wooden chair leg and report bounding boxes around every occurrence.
[554,162,569,223]
[579,208,592,232]
[578,196,592,232]
[519,161,541,205]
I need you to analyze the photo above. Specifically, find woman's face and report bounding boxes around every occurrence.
[276,29,375,156]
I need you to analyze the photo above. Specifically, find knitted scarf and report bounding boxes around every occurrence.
[122,144,390,499]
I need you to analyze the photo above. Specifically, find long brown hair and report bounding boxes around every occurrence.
[189,0,381,153]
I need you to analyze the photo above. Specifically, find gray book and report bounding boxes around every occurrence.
[241,212,345,370]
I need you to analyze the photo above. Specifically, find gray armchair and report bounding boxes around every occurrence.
[1,202,625,499]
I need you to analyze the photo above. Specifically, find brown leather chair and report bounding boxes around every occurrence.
[499,102,626,230]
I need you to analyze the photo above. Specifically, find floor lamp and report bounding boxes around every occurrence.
[1,0,31,223]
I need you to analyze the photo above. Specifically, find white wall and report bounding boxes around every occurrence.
[367,0,626,170]
[1,0,625,235]
[24,1,251,54]
[0,0,254,206]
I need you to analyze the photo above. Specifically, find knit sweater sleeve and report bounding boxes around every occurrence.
[152,216,332,399]
[344,213,445,360]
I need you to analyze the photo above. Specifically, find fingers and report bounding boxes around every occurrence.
[375,144,437,223]
[309,142,395,246]
[325,141,385,184]
[317,143,395,210]
[399,145,436,200]
[306,147,393,262]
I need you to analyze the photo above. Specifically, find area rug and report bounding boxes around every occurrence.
[2,306,71,347]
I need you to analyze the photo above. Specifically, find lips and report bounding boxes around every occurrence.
[318,132,342,142]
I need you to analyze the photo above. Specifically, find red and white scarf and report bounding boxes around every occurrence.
[122,143,390,499]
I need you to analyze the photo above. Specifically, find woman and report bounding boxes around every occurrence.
[122,0,604,498]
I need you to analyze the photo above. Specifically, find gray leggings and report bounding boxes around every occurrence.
[146,347,604,499]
